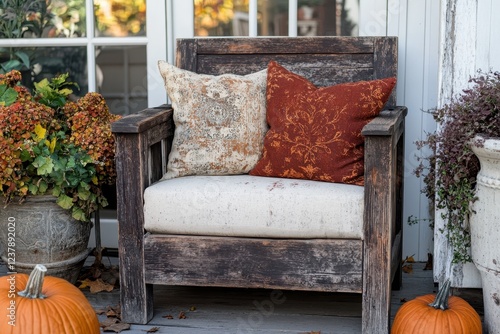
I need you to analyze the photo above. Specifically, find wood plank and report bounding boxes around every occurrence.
[144,235,363,293]
[115,132,154,324]
[196,54,375,87]
[176,38,197,70]
[189,36,375,54]
[373,36,398,106]
[362,133,396,333]
[361,106,407,137]
[391,231,403,284]
[196,53,374,71]
[393,120,406,290]
[143,121,173,147]
[111,106,173,134]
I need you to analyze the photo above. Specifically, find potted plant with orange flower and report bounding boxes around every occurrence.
[0,70,120,283]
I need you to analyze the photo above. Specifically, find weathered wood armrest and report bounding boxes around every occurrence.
[112,104,173,135]
[361,105,407,252]
[112,105,174,192]
[362,106,408,137]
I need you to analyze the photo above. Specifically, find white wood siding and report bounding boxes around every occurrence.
[435,0,500,288]
[361,0,440,262]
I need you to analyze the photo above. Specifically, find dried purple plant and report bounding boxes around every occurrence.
[415,70,500,263]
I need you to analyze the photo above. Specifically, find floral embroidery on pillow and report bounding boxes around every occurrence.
[249,60,396,185]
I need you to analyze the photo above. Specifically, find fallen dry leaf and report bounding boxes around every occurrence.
[178,311,187,319]
[102,321,131,333]
[424,252,433,270]
[402,264,413,274]
[77,254,120,292]
[100,318,119,328]
[95,308,107,315]
[145,327,160,333]
[402,254,415,264]
[401,254,415,274]
[99,304,130,333]
[106,305,121,318]
[79,278,115,294]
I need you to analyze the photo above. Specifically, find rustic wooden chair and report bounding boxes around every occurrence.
[111,36,407,333]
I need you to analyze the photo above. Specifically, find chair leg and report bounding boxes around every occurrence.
[391,232,404,291]
[392,261,403,291]
[119,248,154,324]
[115,132,155,324]
[362,268,391,333]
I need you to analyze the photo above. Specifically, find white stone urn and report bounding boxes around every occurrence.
[470,134,500,334]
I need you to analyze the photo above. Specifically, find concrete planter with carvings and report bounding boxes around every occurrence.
[0,195,92,284]
[470,134,500,334]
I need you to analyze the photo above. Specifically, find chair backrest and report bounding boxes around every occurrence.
[175,36,398,106]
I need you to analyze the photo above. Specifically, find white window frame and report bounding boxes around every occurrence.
[0,0,167,109]
[0,0,167,248]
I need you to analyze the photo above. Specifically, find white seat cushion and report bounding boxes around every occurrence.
[144,175,364,239]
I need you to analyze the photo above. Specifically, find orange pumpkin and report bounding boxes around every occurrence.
[0,264,100,334]
[391,280,482,333]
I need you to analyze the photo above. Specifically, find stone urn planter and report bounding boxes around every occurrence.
[0,195,92,284]
[470,134,500,334]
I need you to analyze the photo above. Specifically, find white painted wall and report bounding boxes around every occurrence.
[434,0,500,288]
[360,0,440,263]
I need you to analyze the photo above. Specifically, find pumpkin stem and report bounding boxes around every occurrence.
[429,279,451,310]
[18,264,47,299]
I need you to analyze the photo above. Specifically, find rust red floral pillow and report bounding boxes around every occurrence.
[249,61,396,185]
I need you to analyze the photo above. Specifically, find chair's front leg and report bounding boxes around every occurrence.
[115,132,154,324]
[362,134,397,334]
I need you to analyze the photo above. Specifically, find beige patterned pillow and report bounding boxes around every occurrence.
[158,60,268,179]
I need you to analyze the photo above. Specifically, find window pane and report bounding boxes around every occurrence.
[0,46,88,93]
[258,0,288,36]
[309,0,359,36]
[96,45,148,116]
[0,0,86,38]
[194,0,249,36]
[258,0,359,36]
[193,0,359,37]
[94,0,146,37]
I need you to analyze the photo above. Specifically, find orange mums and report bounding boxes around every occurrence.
[0,70,120,221]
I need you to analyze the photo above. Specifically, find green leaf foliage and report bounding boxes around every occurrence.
[0,84,18,106]
[33,73,78,109]
[33,156,54,175]
[71,207,87,222]
[56,194,74,210]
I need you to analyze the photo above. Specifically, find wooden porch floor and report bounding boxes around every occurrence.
[1,257,484,333]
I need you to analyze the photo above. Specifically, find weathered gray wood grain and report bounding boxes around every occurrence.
[144,235,362,292]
